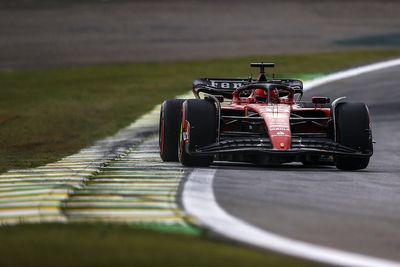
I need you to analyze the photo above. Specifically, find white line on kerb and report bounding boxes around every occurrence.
[182,58,400,267]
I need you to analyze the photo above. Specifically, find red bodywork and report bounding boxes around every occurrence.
[182,71,370,166]
[223,91,331,151]
[168,64,373,169]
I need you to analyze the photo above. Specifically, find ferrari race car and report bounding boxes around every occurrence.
[159,63,373,170]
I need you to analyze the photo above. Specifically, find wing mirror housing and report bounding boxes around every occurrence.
[312,96,330,105]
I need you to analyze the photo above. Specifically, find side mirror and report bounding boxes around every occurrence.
[312,96,330,105]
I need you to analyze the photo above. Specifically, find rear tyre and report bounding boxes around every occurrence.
[179,99,217,167]
[159,99,185,162]
[335,103,372,170]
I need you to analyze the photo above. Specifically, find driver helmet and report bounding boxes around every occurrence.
[254,89,267,102]
[253,88,280,103]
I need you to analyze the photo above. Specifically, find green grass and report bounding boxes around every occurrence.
[1,50,400,267]
[0,223,319,267]
[1,49,400,173]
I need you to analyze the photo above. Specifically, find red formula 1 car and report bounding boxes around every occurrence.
[159,63,373,170]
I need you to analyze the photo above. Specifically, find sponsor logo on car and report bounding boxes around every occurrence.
[210,80,244,89]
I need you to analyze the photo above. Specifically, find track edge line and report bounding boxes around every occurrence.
[182,59,400,267]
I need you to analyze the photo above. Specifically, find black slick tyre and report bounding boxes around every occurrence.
[179,99,217,167]
[335,102,372,170]
[159,99,185,162]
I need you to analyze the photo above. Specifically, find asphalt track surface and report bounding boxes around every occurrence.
[212,65,400,261]
[1,0,400,69]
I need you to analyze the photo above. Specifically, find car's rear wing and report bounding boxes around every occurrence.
[192,78,303,99]
[192,78,252,99]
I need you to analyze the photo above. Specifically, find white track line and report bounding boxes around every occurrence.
[303,58,400,91]
[184,169,400,267]
[183,58,400,267]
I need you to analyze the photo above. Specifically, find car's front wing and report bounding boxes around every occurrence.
[185,137,373,158]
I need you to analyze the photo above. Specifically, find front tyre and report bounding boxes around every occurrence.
[179,99,217,167]
[159,99,185,162]
[335,103,373,170]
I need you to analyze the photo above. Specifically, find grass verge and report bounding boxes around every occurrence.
[1,49,400,173]
[0,223,319,267]
[1,50,400,266]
